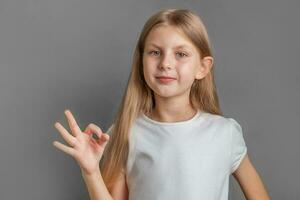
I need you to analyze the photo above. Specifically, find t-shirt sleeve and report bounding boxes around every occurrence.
[228,118,247,174]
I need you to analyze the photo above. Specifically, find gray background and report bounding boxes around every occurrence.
[0,0,299,199]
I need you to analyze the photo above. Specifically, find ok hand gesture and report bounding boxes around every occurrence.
[53,110,110,175]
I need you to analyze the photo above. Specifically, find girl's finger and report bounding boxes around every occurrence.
[52,141,75,157]
[54,122,77,147]
[84,123,104,141]
[64,110,82,137]
[100,133,110,142]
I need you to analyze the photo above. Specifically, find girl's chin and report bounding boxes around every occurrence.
[152,90,179,98]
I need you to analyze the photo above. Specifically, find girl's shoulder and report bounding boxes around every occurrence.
[202,113,244,144]
[200,113,244,138]
[201,112,237,127]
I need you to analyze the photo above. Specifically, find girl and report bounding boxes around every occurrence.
[53,8,270,200]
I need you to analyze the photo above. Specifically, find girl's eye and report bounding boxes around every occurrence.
[176,52,188,58]
[148,50,160,56]
[148,51,188,58]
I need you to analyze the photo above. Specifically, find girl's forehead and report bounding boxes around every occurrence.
[146,26,187,41]
[144,26,197,51]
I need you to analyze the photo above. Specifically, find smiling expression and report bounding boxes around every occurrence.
[142,25,204,98]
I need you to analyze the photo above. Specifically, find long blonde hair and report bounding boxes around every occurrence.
[100,8,223,191]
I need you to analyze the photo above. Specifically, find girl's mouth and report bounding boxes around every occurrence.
[156,77,176,84]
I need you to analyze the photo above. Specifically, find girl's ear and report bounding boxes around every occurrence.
[195,56,214,79]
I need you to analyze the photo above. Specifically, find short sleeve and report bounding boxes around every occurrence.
[228,118,247,174]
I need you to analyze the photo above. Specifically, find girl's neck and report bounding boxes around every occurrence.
[148,106,198,123]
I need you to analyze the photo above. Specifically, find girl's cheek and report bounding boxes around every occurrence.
[143,58,153,67]
[177,66,190,75]
[178,67,194,81]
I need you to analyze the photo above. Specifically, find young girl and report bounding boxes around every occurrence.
[53,8,270,200]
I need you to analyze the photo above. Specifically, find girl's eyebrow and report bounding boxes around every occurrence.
[147,43,192,50]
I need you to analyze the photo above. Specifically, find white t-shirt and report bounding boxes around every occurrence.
[109,110,247,200]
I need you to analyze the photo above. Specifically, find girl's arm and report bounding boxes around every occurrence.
[81,170,114,200]
[82,169,128,200]
[232,154,271,200]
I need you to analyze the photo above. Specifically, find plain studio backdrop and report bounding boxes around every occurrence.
[0,0,299,199]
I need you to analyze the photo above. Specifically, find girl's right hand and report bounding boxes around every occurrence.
[53,109,110,175]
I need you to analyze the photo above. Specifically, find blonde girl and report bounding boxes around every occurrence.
[53,8,270,200]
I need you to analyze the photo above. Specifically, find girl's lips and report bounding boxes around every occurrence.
[155,76,176,79]
[156,77,176,83]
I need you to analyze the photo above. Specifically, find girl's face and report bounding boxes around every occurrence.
[143,25,204,99]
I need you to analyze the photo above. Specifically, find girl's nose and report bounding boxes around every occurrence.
[159,54,173,70]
